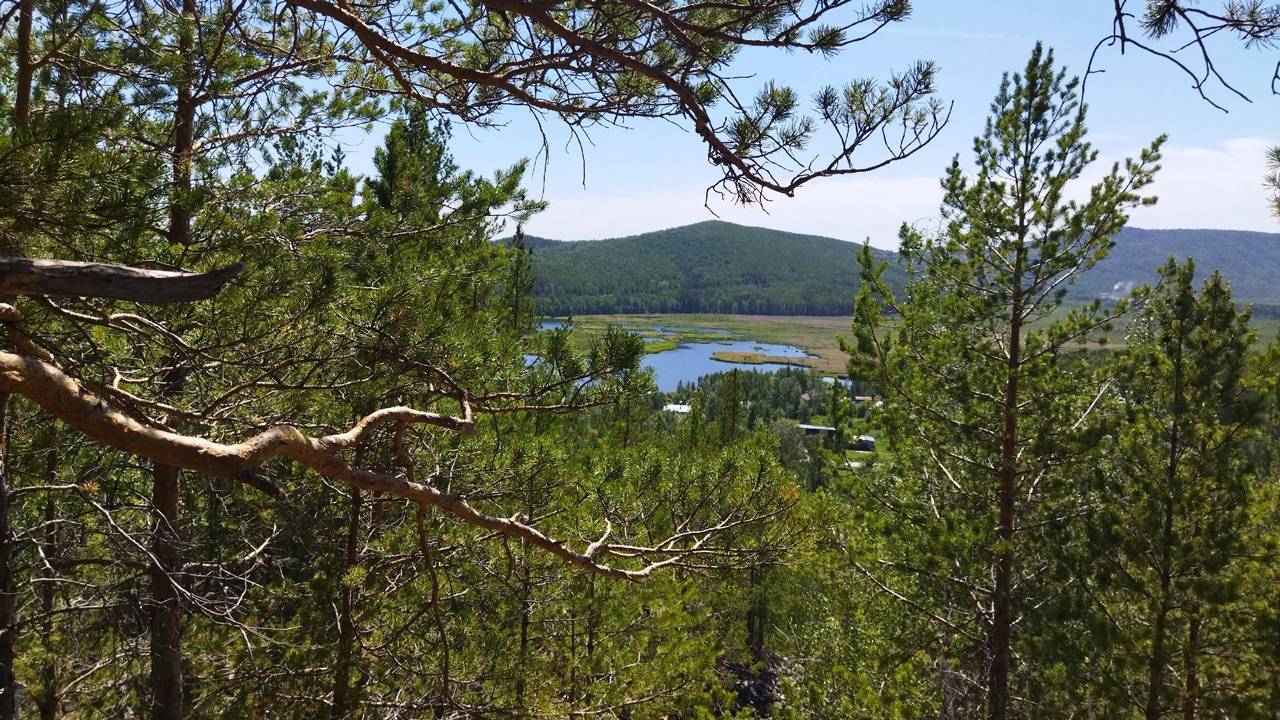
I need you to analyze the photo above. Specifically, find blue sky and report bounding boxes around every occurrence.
[341,1,1280,248]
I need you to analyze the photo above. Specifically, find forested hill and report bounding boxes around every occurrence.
[527,222,1280,316]
[528,220,905,316]
[1070,227,1280,306]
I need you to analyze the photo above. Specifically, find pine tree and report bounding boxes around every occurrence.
[823,381,851,454]
[1087,259,1277,719]
[718,369,746,446]
[0,0,955,714]
[848,44,1164,719]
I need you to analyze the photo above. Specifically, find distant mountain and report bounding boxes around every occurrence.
[528,220,904,316]
[525,221,1280,316]
[513,234,566,251]
[1071,227,1280,305]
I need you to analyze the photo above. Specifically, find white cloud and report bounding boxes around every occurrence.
[521,138,1279,247]
[1108,137,1278,232]
[523,175,943,250]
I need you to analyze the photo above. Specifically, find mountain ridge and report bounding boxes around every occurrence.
[524,220,1280,316]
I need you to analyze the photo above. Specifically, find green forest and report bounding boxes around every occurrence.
[1,1,1279,720]
[526,223,907,316]
[526,224,1280,317]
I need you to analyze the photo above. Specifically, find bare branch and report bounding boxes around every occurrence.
[0,258,243,304]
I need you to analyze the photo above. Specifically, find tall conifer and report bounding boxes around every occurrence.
[849,44,1164,719]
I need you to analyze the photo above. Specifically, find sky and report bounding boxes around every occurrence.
[340,1,1280,249]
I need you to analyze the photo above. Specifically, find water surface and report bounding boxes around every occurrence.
[538,320,815,393]
[643,339,813,392]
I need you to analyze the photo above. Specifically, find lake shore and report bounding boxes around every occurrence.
[565,314,854,375]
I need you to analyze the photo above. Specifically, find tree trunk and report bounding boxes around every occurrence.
[150,0,198,711]
[569,611,578,708]
[515,570,530,709]
[38,445,59,720]
[941,654,957,720]
[0,395,16,720]
[989,256,1025,720]
[1182,607,1200,720]
[14,0,34,129]
[1144,598,1170,720]
[170,0,198,247]
[747,566,765,661]
[989,430,1017,720]
[332,486,361,719]
[150,462,183,720]
[1148,334,1186,720]
[1269,637,1279,720]
[516,482,534,710]
[584,575,597,709]
[1144,500,1175,720]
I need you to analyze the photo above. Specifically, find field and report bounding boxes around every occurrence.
[559,312,1280,378]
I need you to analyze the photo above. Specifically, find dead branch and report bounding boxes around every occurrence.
[0,258,243,304]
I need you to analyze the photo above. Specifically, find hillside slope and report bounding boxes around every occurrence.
[530,220,904,316]
[1072,227,1280,304]
[527,222,1280,316]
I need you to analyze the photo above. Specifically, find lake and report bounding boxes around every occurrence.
[642,339,813,392]
[539,320,817,392]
